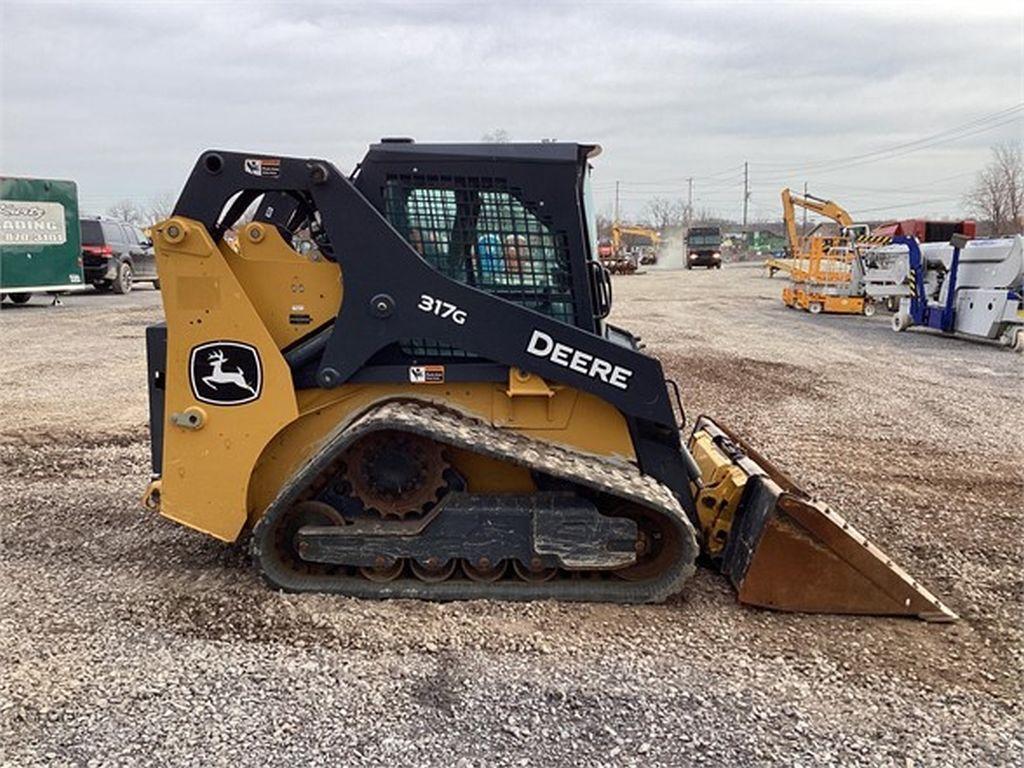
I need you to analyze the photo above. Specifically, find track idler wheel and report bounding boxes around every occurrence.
[266,500,345,575]
[609,503,683,582]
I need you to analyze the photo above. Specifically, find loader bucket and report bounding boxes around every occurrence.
[688,417,957,622]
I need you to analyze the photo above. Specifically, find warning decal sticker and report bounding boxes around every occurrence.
[409,365,445,384]
[243,157,281,178]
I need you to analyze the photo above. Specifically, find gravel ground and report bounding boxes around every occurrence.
[1,270,1021,767]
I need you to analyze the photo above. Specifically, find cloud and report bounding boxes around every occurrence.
[1,0,1020,220]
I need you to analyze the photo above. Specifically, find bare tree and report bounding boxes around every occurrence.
[107,199,145,225]
[481,128,511,143]
[642,196,684,231]
[994,141,1023,233]
[969,166,1007,233]
[145,193,175,225]
[966,141,1023,235]
[693,207,730,226]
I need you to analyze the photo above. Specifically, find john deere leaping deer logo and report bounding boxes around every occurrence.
[202,349,257,395]
[189,341,262,406]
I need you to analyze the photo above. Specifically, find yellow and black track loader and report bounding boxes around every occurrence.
[142,141,954,620]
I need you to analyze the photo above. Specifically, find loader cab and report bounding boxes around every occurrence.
[167,142,627,388]
[353,141,613,344]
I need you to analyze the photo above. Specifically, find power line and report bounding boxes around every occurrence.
[593,175,744,192]
[749,105,1022,176]
[592,106,1018,219]
[790,170,978,196]
[593,106,1016,220]
[750,103,1021,169]
[847,196,965,215]
[591,165,746,188]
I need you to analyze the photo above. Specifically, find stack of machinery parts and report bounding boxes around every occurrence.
[597,237,635,274]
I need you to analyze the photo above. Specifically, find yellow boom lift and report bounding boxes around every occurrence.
[780,188,874,315]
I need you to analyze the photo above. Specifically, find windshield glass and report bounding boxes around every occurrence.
[80,220,103,245]
[688,234,721,246]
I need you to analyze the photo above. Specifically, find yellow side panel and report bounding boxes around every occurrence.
[223,223,342,349]
[446,448,536,493]
[154,218,300,541]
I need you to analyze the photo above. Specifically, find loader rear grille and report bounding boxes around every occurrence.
[383,175,575,358]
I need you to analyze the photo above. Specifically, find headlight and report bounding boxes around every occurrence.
[689,253,697,259]
[712,252,721,258]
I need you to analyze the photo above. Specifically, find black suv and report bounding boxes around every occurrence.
[80,216,158,294]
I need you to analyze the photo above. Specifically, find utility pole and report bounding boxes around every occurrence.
[742,161,749,227]
[614,181,620,224]
[802,181,808,237]
[686,177,693,228]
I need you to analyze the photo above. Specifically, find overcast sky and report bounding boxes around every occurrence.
[1,1,1021,223]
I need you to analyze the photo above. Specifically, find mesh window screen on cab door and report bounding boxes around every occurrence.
[383,175,576,357]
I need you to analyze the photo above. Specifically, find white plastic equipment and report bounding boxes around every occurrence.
[878,236,1024,351]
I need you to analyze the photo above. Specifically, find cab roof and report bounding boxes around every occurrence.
[365,139,601,165]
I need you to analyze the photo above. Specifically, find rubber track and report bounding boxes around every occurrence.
[252,399,699,603]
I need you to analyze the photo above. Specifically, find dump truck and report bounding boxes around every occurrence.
[1,177,85,304]
[685,226,723,269]
[142,142,954,620]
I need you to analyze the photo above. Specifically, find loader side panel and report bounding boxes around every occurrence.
[152,220,301,541]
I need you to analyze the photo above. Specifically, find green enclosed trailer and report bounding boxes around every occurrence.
[1,177,85,304]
